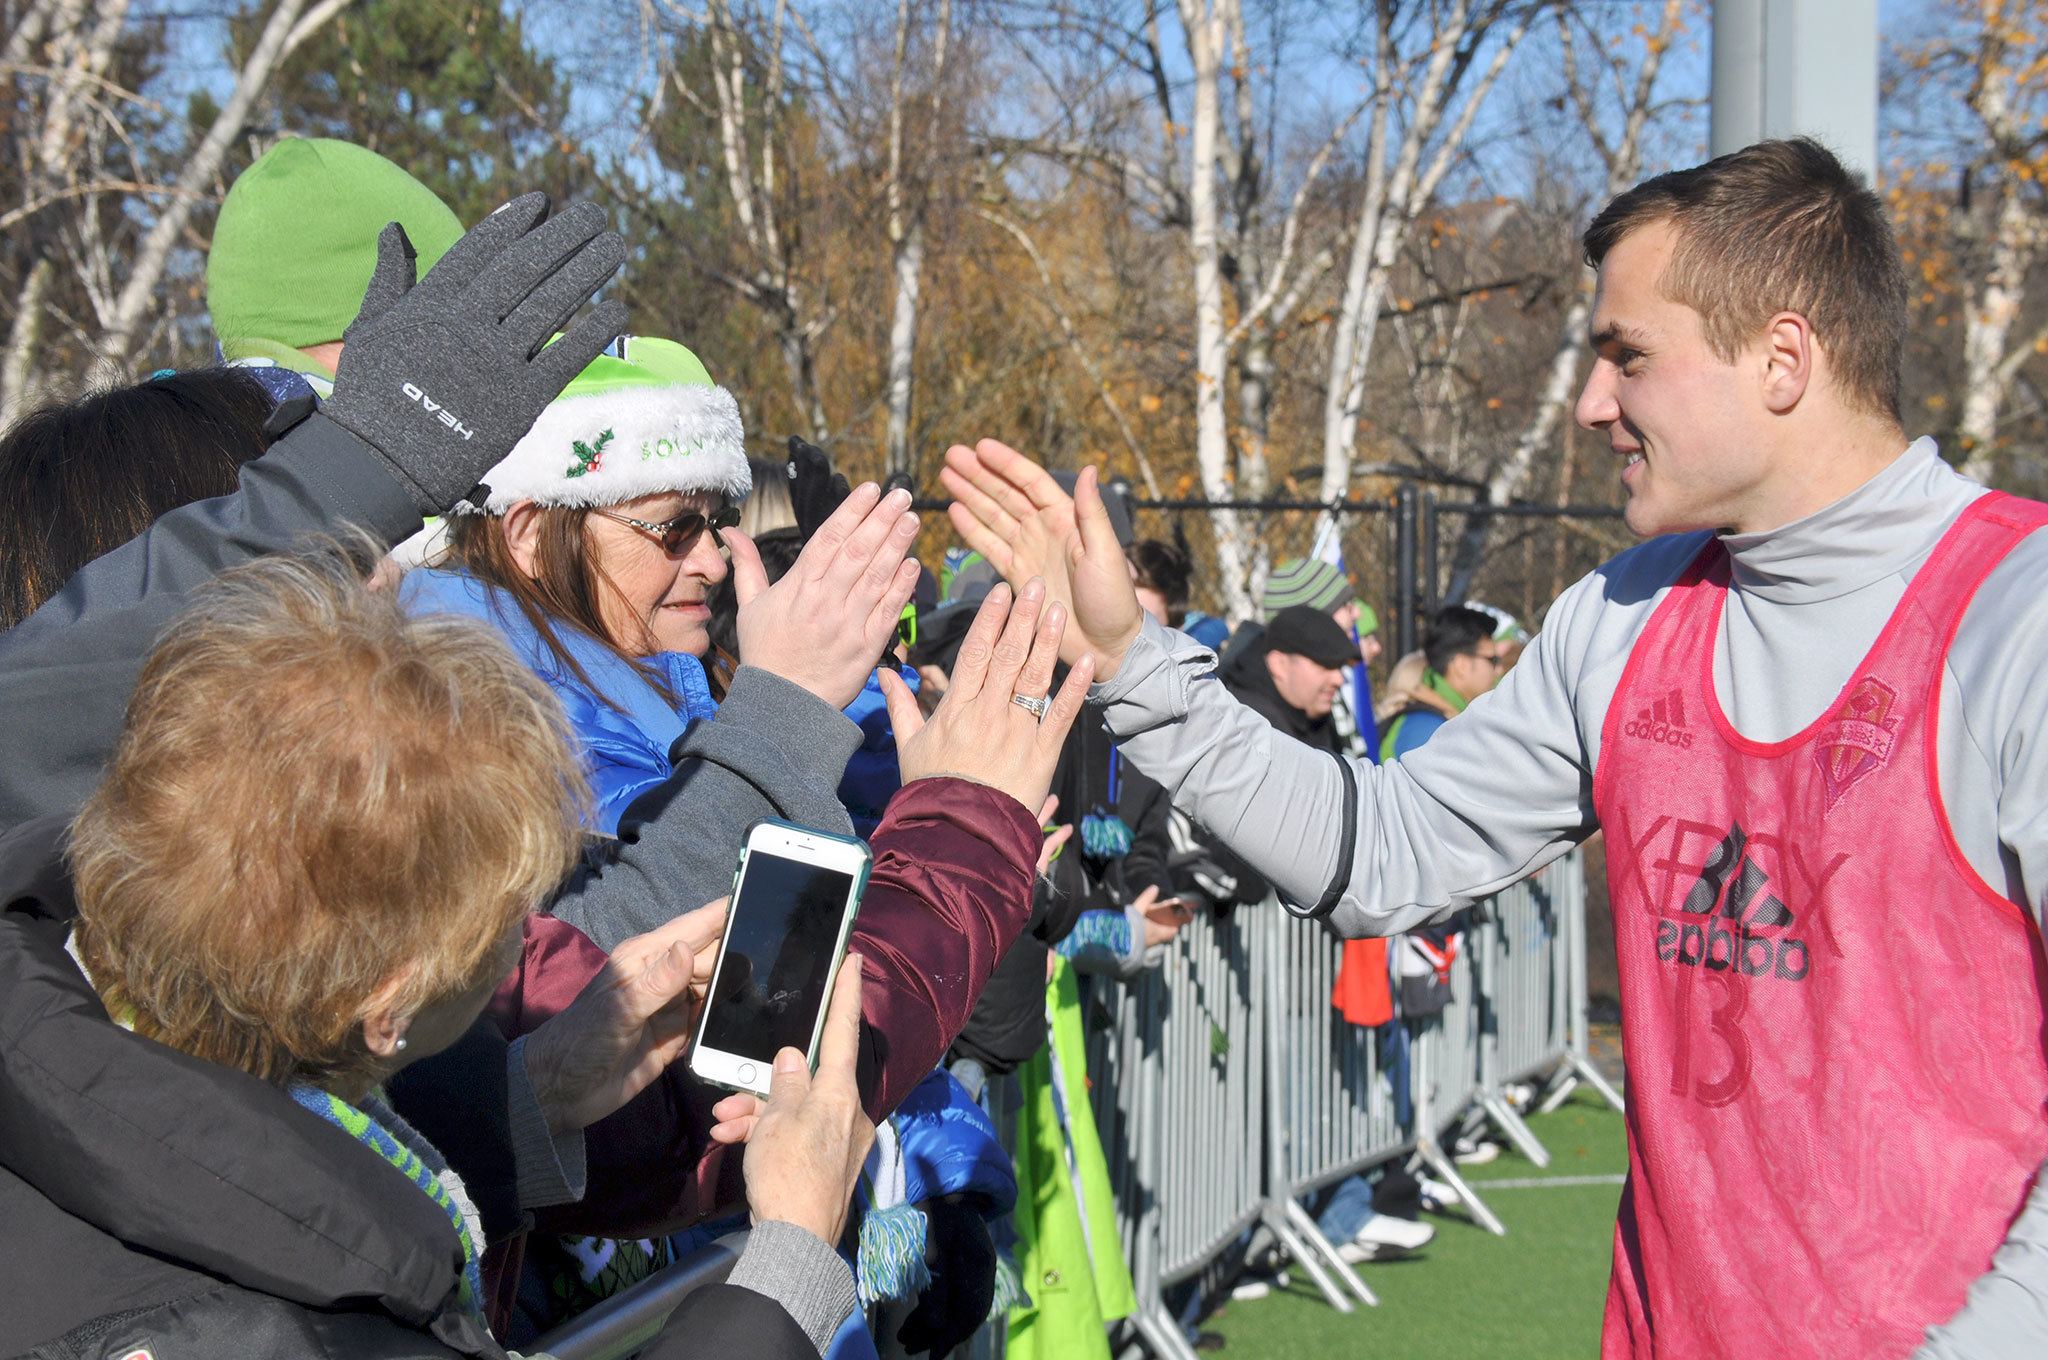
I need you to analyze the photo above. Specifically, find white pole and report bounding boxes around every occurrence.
[1710,0,1878,181]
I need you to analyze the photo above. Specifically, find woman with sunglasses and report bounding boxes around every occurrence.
[401,336,907,841]
[393,327,1081,1159]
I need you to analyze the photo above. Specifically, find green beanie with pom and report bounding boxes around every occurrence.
[207,138,465,361]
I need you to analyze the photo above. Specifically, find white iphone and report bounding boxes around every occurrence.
[688,818,872,1096]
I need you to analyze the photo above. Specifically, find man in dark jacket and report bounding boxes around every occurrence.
[1217,605,1356,754]
[1160,607,1358,918]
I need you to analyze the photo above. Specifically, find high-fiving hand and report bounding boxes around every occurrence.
[880,578,1093,814]
[728,483,921,710]
[939,440,1145,680]
[326,193,626,515]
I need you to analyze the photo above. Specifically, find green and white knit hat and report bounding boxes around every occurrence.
[458,335,751,515]
[1262,557,1351,615]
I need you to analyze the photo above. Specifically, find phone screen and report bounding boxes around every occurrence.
[700,851,857,1063]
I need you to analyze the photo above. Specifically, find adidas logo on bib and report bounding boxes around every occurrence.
[1655,821,1812,982]
[1624,689,1694,749]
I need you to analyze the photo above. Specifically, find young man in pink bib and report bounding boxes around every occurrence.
[940,138,2048,1359]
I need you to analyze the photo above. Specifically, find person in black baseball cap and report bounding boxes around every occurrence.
[1217,604,1356,752]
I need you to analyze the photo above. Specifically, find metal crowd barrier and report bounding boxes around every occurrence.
[529,1229,748,1360]
[527,849,1620,1360]
[1104,847,1618,1353]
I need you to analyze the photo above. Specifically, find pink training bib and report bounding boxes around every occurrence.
[1592,493,2048,1359]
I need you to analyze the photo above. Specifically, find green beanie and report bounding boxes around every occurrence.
[207,138,465,360]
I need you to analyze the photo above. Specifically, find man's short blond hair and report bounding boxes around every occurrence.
[72,547,588,1090]
[1582,138,1909,423]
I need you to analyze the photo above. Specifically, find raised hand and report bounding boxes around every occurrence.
[939,439,1144,678]
[729,483,921,710]
[325,193,627,514]
[521,900,725,1136]
[879,579,1094,813]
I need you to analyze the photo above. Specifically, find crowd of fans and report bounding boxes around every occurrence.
[0,138,1532,1360]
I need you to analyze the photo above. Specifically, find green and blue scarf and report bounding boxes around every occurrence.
[290,1085,484,1317]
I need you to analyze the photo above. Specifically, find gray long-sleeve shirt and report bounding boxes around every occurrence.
[1093,439,2048,1357]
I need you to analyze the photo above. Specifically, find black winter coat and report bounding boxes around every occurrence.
[1216,637,1343,755]
[0,817,813,1360]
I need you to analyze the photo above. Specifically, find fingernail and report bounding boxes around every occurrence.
[775,1048,806,1074]
[887,487,913,509]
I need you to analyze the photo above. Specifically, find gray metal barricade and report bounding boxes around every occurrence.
[1470,857,1576,1167]
[1149,906,1266,1286]
[1407,917,1506,1235]
[1544,847,1628,1115]
[1059,908,1271,1360]
[1253,907,1405,1310]
[530,1230,748,1360]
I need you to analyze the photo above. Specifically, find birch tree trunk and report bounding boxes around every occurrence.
[698,0,832,441]
[1178,0,1254,619]
[3,0,125,407]
[1951,3,2047,484]
[1956,180,2034,481]
[0,259,51,427]
[1317,0,1527,530]
[1444,0,1679,601]
[93,0,355,375]
[980,0,1358,614]
[882,0,949,479]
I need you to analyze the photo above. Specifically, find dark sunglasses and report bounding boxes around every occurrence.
[594,503,741,554]
[895,601,920,651]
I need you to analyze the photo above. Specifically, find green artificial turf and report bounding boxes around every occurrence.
[1202,1091,1628,1358]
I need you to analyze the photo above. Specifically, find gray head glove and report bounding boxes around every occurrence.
[322,191,628,514]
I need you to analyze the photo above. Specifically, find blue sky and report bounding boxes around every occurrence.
[140,0,1970,199]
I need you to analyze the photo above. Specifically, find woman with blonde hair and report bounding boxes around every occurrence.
[0,551,879,1358]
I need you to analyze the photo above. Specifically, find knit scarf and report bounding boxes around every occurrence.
[1422,667,1469,715]
[289,1085,485,1318]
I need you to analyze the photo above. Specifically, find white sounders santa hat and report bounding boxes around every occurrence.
[456,335,752,515]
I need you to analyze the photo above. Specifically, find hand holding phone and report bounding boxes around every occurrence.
[521,900,726,1136]
[735,957,875,1245]
[688,820,870,1096]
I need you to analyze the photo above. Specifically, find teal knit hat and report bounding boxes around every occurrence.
[1262,558,1350,615]
[207,138,465,357]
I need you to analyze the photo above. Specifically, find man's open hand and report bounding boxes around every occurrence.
[939,440,1144,679]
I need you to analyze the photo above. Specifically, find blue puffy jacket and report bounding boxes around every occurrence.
[399,567,719,833]
[839,666,918,839]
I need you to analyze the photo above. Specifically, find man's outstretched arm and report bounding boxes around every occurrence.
[939,439,1618,935]
[1092,608,1599,934]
